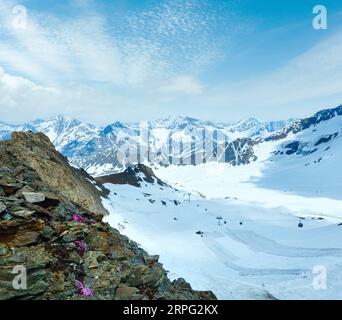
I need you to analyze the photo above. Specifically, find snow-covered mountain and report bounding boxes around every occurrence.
[95,106,342,299]
[0,115,100,153]
[0,115,294,176]
[255,106,342,200]
[1,105,341,178]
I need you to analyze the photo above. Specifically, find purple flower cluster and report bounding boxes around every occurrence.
[76,280,93,297]
[74,240,85,254]
[72,213,86,224]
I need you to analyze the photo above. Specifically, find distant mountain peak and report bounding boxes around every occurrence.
[2,105,341,176]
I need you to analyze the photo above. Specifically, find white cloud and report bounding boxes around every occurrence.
[0,66,38,90]
[0,66,125,124]
[160,75,203,95]
[0,0,241,123]
[0,0,234,86]
[2,0,341,124]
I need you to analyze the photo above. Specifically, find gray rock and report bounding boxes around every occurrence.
[84,251,106,270]
[0,246,7,256]
[144,255,160,266]
[115,285,140,300]
[41,226,55,240]
[22,192,45,203]
[0,181,23,196]
[0,202,6,213]
[12,209,35,219]
[62,235,77,243]
[1,213,13,221]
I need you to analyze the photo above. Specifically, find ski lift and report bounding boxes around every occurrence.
[298,221,304,228]
[216,216,223,226]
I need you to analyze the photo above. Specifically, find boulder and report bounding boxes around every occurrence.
[12,209,35,219]
[0,182,22,196]
[22,192,45,204]
[0,219,44,247]
[163,278,217,300]
[144,255,160,266]
[39,192,60,208]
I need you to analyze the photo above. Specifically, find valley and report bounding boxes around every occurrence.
[101,161,342,300]
[2,104,342,299]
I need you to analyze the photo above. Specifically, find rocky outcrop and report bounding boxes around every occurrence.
[0,132,216,300]
[1,131,108,220]
[224,138,257,165]
[95,164,167,188]
[265,105,342,143]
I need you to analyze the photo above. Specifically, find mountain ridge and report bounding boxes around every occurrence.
[0,114,295,175]
[0,105,341,177]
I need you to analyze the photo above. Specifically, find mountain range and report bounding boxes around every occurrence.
[0,105,341,177]
[0,114,295,176]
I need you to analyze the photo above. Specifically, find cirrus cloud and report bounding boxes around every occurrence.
[160,75,204,95]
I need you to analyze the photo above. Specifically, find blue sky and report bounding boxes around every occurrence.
[0,0,342,124]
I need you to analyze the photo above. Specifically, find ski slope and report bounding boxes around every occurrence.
[102,112,342,300]
[156,119,342,222]
[102,176,342,300]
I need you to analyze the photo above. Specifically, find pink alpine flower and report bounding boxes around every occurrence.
[74,240,85,254]
[76,280,93,297]
[72,213,86,224]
